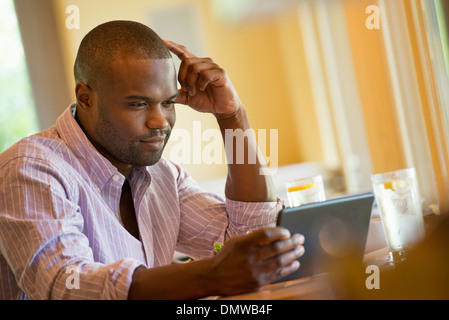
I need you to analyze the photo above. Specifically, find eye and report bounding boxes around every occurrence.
[162,100,176,107]
[129,102,148,108]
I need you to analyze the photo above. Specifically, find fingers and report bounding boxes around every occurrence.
[179,58,224,96]
[260,240,304,281]
[257,233,305,261]
[164,40,227,97]
[179,58,227,97]
[163,40,195,59]
[243,227,305,282]
[274,260,301,280]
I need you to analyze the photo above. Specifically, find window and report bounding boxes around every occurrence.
[280,0,449,212]
[208,0,449,211]
[0,0,38,152]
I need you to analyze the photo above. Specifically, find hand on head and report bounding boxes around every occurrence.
[163,40,243,119]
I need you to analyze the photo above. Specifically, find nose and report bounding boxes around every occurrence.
[145,105,169,130]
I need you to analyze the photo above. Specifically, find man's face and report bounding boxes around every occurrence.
[85,57,178,171]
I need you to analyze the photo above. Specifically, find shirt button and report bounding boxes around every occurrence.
[113,175,119,181]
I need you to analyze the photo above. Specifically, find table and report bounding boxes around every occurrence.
[218,274,334,300]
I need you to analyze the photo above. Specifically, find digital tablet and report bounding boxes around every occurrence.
[276,192,375,281]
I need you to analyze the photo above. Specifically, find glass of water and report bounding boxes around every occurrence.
[371,168,425,264]
[285,175,326,207]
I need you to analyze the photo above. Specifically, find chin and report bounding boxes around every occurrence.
[134,150,164,167]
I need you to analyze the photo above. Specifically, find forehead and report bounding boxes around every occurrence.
[105,58,177,97]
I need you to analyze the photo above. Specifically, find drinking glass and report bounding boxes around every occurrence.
[371,168,425,264]
[285,175,326,207]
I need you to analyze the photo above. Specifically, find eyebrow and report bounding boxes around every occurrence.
[124,92,180,102]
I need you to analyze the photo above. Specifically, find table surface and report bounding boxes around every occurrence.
[217,274,334,300]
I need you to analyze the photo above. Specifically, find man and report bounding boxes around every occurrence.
[0,21,304,299]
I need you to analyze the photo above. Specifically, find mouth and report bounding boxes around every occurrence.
[140,135,166,151]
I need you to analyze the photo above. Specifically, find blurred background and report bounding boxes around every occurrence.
[1,0,448,211]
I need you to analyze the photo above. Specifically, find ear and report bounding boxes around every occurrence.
[75,82,94,111]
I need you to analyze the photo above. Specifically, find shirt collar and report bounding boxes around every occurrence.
[55,104,121,191]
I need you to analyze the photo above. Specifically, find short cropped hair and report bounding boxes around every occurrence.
[74,20,171,85]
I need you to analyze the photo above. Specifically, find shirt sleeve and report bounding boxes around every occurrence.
[0,156,142,300]
[172,161,282,259]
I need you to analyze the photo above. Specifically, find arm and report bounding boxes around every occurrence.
[0,156,140,300]
[164,40,277,202]
[127,43,304,299]
[217,108,277,202]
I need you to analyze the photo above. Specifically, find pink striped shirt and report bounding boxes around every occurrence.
[0,105,280,300]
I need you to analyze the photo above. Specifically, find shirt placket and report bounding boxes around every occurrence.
[128,168,153,266]
[103,172,125,224]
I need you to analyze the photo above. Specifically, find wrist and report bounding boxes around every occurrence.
[197,257,222,297]
[128,258,221,299]
[215,106,249,130]
[214,100,245,120]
